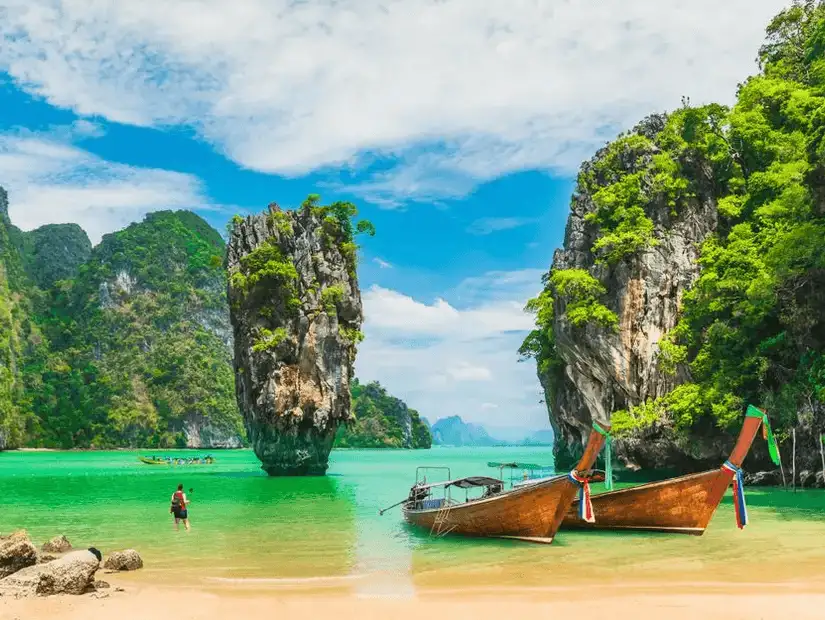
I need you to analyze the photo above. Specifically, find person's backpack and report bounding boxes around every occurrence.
[171,492,182,509]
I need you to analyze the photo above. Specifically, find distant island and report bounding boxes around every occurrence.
[428,415,553,447]
[335,380,432,449]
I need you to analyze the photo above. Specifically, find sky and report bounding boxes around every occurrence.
[0,0,792,436]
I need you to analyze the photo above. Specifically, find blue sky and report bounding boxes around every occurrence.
[0,0,789,434]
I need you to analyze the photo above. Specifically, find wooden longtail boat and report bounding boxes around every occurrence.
[393,422,610,543]
[561,405,780,535]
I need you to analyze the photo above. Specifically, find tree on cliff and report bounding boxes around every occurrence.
[522,0,825,478]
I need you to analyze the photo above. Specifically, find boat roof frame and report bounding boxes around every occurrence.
[412,475,504,491]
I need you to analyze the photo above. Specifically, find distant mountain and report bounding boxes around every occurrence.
[521,429,554,446]
[430,416,504,447]
[429,416,555,447]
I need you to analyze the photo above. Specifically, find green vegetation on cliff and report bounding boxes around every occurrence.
[526,1,825,447]
[13,223,92,290]
[335,379,432,449]
[302,193,375,278]
[0,188,43,447]
[35,211,243,448]
[0,195,245,449]
[632,1,825,438]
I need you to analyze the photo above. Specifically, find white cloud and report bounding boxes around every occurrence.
[362,285,534,338]
[373,258,393,269]
[0,0,790,203]
[0,128,222,243]
[467,217,537,236]
[356,269,548,428]
[448,362,493,382]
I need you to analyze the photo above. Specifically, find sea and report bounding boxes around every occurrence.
[1,447,824,596]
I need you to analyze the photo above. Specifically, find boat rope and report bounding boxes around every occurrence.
[592,421,613,490]
[722,460,748,529]
[746,405,781,466]
[568,470,595,523]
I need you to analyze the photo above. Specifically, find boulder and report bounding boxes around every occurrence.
[103,549,143,571]
[0,531,37,578]
[0,550,100,597]
[94,580,110,589]
[37,554,57,564]
[41,535,72,554]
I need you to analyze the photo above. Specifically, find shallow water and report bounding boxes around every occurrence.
[1,447,824,595]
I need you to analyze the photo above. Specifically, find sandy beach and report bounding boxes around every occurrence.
[3,579,825,620]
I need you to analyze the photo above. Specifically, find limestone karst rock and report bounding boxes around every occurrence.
[534,115,719,471]
[227,196,368,475]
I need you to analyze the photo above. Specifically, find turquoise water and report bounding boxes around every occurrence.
[2,447,824,594]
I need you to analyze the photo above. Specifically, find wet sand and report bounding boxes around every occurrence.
[2,580,824,620]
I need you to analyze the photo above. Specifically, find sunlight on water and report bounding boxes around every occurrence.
[2,447,824,595]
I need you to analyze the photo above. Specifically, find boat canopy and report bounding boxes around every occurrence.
[414,476,503,491]
[487,462,549,470]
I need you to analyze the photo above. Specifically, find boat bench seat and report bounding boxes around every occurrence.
[421,498,445,510]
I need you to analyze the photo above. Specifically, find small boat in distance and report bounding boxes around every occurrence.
[383,422,610,544]
[561,404,779,535]
[138,455,216,466]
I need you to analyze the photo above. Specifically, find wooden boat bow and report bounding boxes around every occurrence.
[562,404,780,535]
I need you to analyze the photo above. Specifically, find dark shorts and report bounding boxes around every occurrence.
[172,508,188,520]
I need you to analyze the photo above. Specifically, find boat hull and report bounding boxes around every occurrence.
[562,469,726,535]
[403,475,577,539]
[562,408,766,535]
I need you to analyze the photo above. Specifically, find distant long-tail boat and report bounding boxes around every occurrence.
[561,404,780,535]
[384,422,610,544]
[138,455,215,465]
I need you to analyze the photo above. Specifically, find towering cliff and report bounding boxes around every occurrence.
[526,113,719,470]
[0,186,245,450]
[0,187,36,449]
[523,1,825,483]
[227,195,373,475]
[37,210,244,448]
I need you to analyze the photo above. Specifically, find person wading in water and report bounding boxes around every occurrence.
[170,484,191,531]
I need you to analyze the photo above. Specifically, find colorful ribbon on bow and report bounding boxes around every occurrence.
[722,460,748,529]
[568,470,595,523]
[746,405,781,466]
